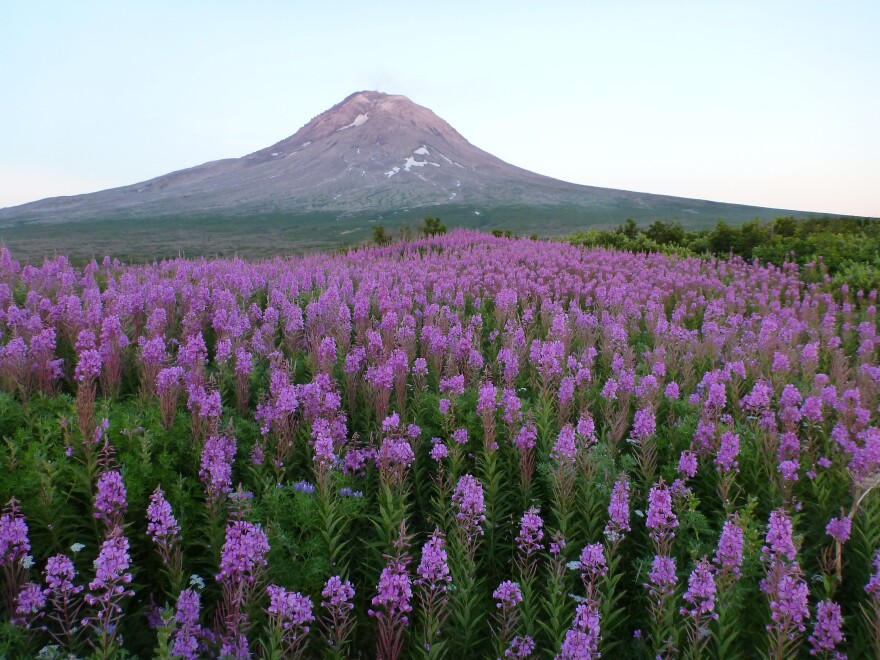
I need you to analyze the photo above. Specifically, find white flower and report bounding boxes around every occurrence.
[71,543,85,553]
[189,574,205,590]
[36,646,60,660]
[22,555,35,569]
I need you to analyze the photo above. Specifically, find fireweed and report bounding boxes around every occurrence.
[0,498,30,616]
[577,543,606,604]
[83,528,134,655]
[263,584,314,659]
[644,554,678,657]
[170,588,203,660]
[320,575,355,658]
[42,553,84,650]
[680,557,717,659]
[557,601,601,660]
[712,514,745,656]
[74,329,101,442]
[515,507,545,578]
[600,477,630,652]
[492,580,523,657]
[215,494,270,656]
[145,485,184,594]
[760,508,810,658]
[525,528,571,655]
[452,474,486,564]
[369,530,413,660]
[0,233,878,656]
[415,528,452,656]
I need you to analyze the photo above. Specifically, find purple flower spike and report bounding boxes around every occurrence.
[825,516,851,544]
[557,601,601,659]
[493,580,523,608]
[681,557,717,620]
[171,589,203,660]
[808,599,845,658]
[417,529,452,591]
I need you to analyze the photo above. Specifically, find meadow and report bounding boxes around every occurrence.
[0,201,812,264]
[0,230,878,658]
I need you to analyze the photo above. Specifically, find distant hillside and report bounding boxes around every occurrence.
[0,90,828,261]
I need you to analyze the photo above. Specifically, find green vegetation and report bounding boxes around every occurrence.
[0,201,821,265]
[374,216,447,245]
[420,215,447,237]
[372,224,391,246]
[568,216,880,290]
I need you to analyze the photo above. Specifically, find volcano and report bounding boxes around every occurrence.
[0,91,810,232]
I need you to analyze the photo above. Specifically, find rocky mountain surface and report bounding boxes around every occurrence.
[0,91,806,227]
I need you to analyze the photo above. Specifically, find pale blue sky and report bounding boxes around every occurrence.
[1,1,877,216]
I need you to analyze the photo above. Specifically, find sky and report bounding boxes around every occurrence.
[1,1,878,217]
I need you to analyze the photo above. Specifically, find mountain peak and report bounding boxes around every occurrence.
[338,90,409,106]
[278,90,458,146]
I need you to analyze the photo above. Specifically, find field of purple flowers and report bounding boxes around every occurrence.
[0,230,878,658]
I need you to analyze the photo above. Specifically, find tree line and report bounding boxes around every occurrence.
[372,216,449,246]
[568,216,880,291]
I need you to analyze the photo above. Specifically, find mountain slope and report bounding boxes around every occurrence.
[0,91,810,227]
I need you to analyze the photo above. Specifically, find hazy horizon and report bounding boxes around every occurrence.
[1,1,878,217]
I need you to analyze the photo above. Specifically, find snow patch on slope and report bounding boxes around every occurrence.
[403,156,440,172]
[337,114,369,131]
